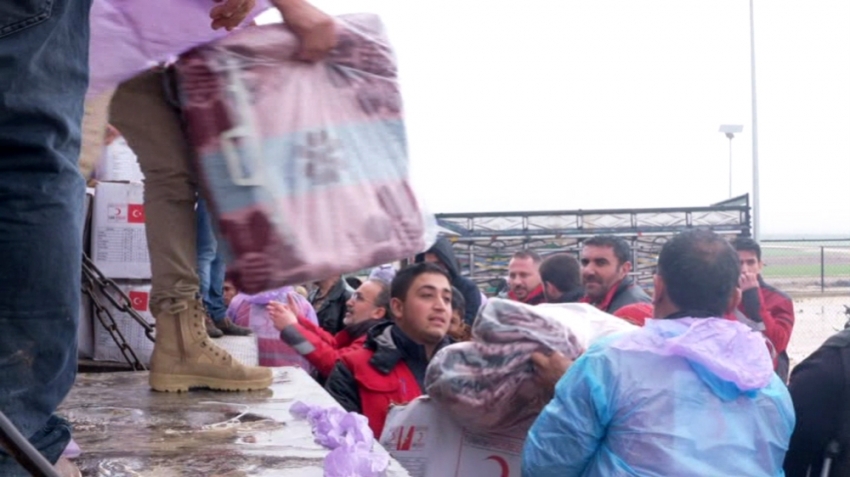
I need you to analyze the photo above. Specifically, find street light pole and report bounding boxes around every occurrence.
[749,0,761,241]
[719,125,743,199]
[727,133,734,198]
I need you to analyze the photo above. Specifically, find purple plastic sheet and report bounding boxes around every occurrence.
[88,0,270,98]
[61,439,81,459]
[290,401,389,477]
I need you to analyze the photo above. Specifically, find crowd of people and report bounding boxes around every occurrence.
[0,0,846,475]
[203,226,843,476]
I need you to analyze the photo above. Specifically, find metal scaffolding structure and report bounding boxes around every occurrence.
[436,195,751,293]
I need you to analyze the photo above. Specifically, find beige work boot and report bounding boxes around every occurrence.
[55,457,81,477]
[149,299,272,392]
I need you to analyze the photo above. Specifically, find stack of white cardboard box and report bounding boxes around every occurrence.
[79,138,154,363]
[80,138,257,366]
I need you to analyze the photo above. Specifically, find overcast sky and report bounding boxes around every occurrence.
[258,1,850,238]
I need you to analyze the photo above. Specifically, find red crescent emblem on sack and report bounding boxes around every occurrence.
[486,455,510,477]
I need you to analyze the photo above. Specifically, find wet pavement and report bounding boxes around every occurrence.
[59,367,410,477]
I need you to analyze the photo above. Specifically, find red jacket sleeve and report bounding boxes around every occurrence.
[289,322,342,378]
[292,317,368,378]
[296,316,337,348]
[739,287,795,355]
[761,288,796,354]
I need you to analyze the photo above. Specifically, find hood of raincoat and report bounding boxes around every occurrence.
[611,317,774,400]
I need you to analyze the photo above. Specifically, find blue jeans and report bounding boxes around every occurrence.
[196,197,227,322]
[0,0,91,474]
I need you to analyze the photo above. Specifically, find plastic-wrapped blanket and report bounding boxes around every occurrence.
[174,14,436,294]
[229,287,316,371]
[522,318,793,477]
[425,299,589,433]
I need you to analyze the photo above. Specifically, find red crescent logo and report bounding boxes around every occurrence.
[485,455,510,477]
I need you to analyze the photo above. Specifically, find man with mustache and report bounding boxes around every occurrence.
[267,279,390,379]
[324,263,453,438]
[580,235,651,314]
[508,251,547,305]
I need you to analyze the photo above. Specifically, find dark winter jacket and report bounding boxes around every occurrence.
[784,329,850,477]
[415,237,482,326]
[309,278,352,334]
[547,287,585,304]
[582,276,651,314]
[731,276,795,381]
[324,320,451,438]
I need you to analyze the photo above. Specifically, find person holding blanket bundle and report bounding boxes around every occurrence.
[0,1,333,474]
[522,230,794,477]
[100,0,336,394]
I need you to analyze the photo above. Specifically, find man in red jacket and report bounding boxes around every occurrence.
[731,237,796,382]
[267,279,390,379]
[324,263,453,438]
[508,251,546,305]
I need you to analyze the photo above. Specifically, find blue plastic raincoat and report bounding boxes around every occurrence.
[522,317,795,477]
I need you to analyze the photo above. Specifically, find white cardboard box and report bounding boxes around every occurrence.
[95,137,145,183]
[380,397,524,477]
[91,181,151,279]
[93,282,156,363]
[93,282,260,367]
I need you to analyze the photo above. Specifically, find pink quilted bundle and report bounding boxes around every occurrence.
[425,298,585,433]
[175,14,434,294]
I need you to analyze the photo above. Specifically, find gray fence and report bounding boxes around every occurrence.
[761,240,850,366]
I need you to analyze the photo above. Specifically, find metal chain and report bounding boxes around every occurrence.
[81,253,155,371]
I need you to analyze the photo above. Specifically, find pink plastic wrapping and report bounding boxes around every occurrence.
[174,14,436,294]
[290,401,390,477]
[425,298,585,433]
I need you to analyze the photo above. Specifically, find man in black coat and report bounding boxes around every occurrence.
[309,275,352,334]
[784,323,850,477]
